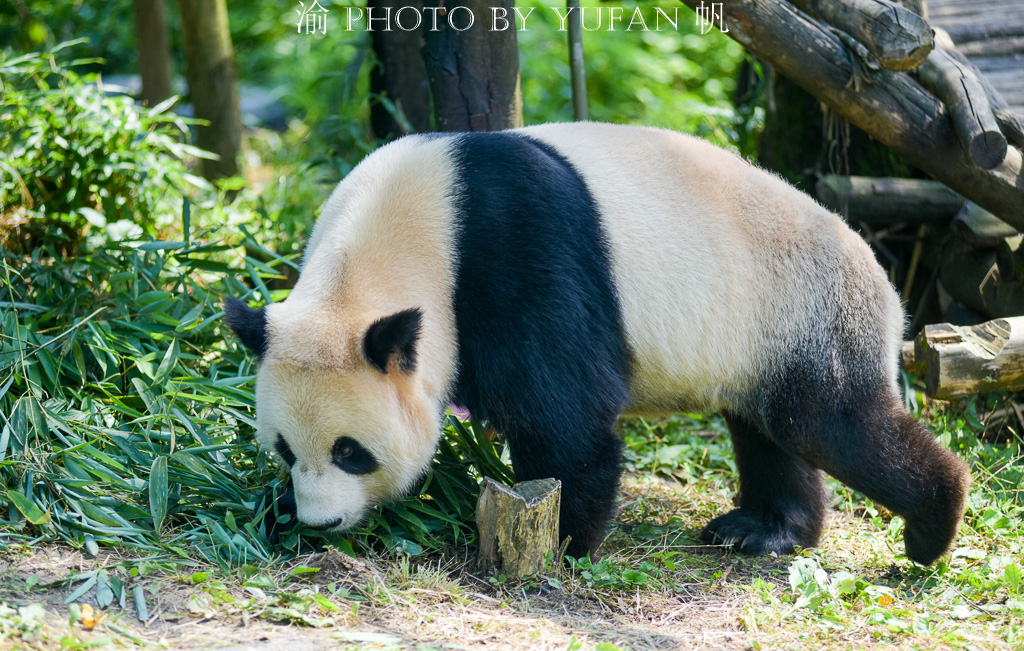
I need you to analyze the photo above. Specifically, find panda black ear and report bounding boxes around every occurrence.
[224,297,269,358]
[363,309,422,374]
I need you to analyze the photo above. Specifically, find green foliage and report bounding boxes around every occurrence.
[621,414,735,483]
[0,44,210,253]
[0,2,136,74]
[0,219,510,565]
[518,0,754,149]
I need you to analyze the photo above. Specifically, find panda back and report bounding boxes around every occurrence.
[519,122,904,413]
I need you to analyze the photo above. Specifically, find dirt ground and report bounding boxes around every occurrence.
[0,474,1012,650]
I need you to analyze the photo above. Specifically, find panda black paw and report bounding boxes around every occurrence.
[699,509,813,556]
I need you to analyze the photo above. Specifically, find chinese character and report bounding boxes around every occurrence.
[695,1,728,35]
[296,1,329,35]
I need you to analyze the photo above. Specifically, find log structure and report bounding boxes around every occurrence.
[676,0,1024,228]
[918,48,1008,169]
[914,317,1024,399]
[930,0,1024,113]
[476,478,561,577]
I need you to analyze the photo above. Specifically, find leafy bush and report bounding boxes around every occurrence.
[0,43,209,253]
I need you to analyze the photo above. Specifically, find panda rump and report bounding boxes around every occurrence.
[226,122,970,566]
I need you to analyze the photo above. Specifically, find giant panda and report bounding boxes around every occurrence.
[225,122,971,565]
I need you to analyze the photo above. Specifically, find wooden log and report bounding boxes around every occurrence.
[476,478,561,577]
[815,175,964,223]
[914,317,1024,398]
[795,0,934,71]
[994,108,1024,149]
[918,49,1008,169]
[951,201,1019,249]
[675,0,1024,228]
[933,29,1024,150]
[938,240,1024,318]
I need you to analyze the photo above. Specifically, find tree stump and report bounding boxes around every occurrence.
[476,478,561,577]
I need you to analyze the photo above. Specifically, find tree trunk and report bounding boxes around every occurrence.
[368,0,432,140]
[422,0,522,131]
[134,0,173,108]
[179,0,242,180]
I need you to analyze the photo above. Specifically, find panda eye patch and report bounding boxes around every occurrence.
[332,436,379,475]
[274,434,296,467]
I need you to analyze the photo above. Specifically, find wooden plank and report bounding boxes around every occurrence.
[944,21,1024,45]
[970,54,1024,71]
[930,0,1024,15]
[914,317,1024,399]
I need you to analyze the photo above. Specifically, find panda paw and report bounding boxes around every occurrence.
[699,509,809,557]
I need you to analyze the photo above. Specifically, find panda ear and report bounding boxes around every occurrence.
[363,309,422,374]
[224,297,269,358]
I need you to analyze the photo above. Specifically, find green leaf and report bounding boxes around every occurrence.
[64,574,98,604]
[96,572,114,608]
[134,586,149,622]
[137,241,186,252]
[6,489,50,525]
[149,456,169,532]
[182,198,191,245]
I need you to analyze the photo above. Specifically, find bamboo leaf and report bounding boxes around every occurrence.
[149,456,169,532]
[7,489,50,525]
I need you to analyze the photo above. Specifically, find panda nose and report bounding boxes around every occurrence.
[306,516,344,531]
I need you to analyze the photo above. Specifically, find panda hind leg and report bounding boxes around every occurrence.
[786,397,970,566]
[700,413,826,556]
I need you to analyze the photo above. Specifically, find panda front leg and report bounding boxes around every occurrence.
[505,424,624,560]
[701,413,827,555]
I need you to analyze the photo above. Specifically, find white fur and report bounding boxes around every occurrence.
[520,122,903,413]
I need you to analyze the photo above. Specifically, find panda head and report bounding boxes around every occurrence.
[224,296,443,531]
